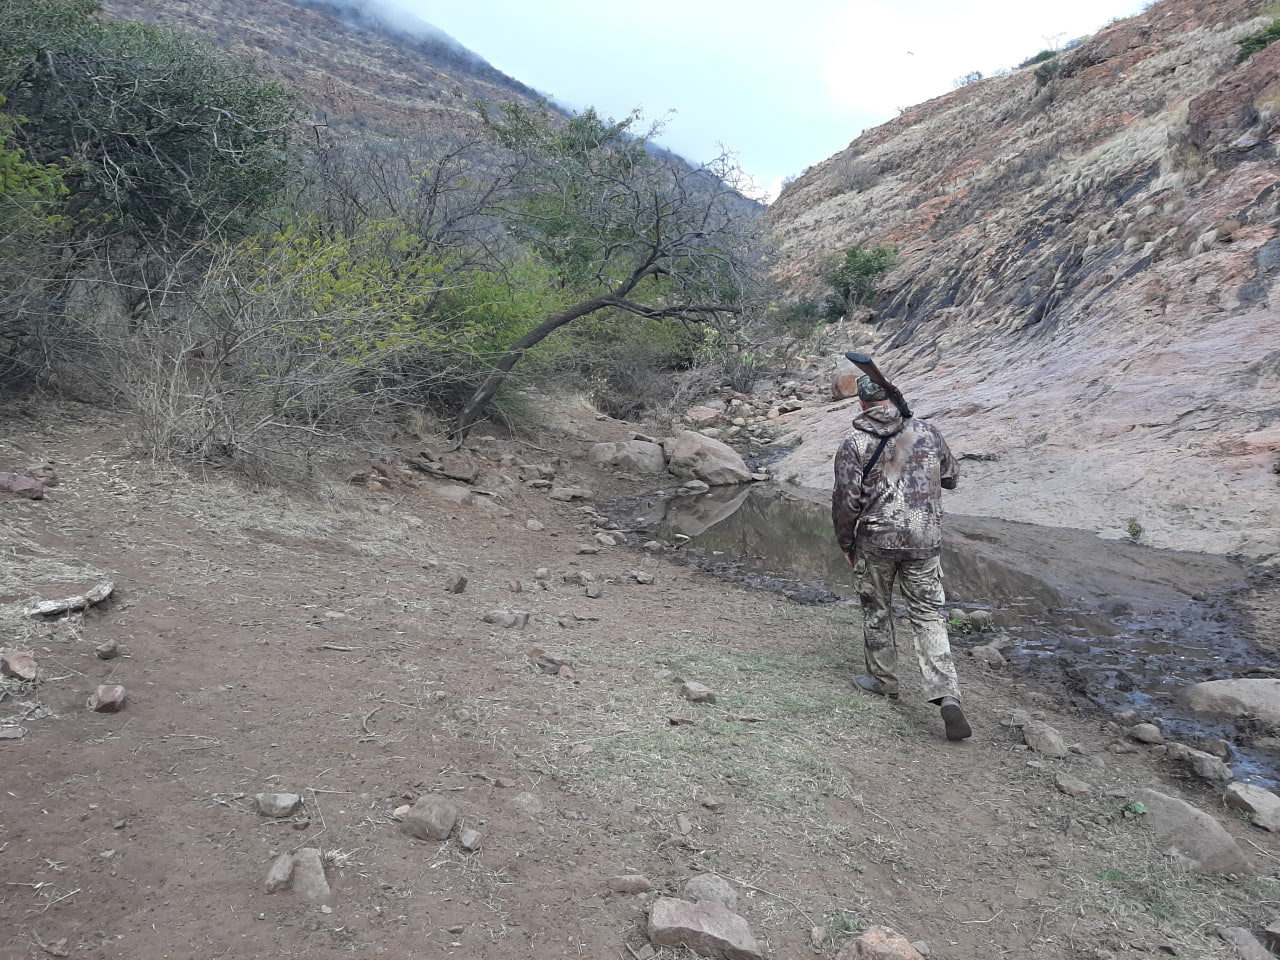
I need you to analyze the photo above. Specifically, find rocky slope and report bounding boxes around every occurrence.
[765,0,1280,562]
[99,0,548,138]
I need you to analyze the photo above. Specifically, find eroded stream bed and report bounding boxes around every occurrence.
[604,484,1280,786]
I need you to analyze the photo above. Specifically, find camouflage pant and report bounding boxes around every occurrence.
[854,553,960,703]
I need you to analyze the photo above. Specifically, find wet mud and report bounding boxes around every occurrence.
[605,485,1280,786]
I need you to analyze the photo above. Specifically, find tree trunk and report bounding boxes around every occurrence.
[450,263,658,442]
[450,295,611,442]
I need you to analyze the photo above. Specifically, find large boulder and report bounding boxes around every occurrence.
[831,356,862,401]
[1135,789,1254,875]
[1183,679,1280,728]
[665,431,751,486]
[588,440,667,474]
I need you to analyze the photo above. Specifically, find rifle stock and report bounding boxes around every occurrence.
[845,352,912,419]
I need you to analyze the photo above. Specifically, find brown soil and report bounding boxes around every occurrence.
[1,400,1277,960]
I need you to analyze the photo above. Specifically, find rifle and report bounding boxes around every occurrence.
[845,352,912,419]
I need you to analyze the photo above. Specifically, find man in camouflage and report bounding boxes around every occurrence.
[832,375,971,741]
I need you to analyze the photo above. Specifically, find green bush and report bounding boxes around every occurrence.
[1019,49,1058,68]
[0,0,303,245]
[1237,20,1280,63]
[820,244,899,319]
[1035,60,1063,87]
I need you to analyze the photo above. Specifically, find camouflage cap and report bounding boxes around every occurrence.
[856,375,888,402]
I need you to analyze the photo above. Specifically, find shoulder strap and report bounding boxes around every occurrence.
[863,435,890,480]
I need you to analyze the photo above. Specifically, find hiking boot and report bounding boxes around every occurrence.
[853,675,898,699]
[940,697,972,741]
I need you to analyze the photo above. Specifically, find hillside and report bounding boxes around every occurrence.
[765,0,1280,562]
[99,0,548,137]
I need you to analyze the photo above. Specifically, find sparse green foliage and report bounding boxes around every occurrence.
[948,615,973,635]
[953,70,984,89]
[820,243,899,320]
[1126,518,1143,540]
[1035,59,1063,88]
[1121,800,1148,819]
[1019,49,1059,68]
[451,102,761,437]
[1237,19,1280,62]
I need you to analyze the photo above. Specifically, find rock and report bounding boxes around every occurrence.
[430,484,475,506]
[1055,773,1095,798]
[509,792,543,817]
[264,853,296,893]
[1216,926,1272,960]
[458,828,482,852]
[1,651,37,681]
[1189,41,1280,151]
[647,897,762,960]
[632,570,655,584]
[25,463,58,487]
[1185,748,1234,783]
[1134,788,1254,875]
[94,640,120,660]
[445,575,467,594]
[685,405,728,427]
[400,795,458,841]
[970,643,1007,668]
[525,518,544,531]
[0,471,45,499]
[1265,920,1280,952]
[835,925,926,959]
[0,726,27,740]
[88,684,126,712]
[434,449,480,484]
[683,873,737,911]
[681,681,717,703]
[1130,723,1164,744]
[585,582,603,599]
[25,581,114,618]
[483,610,529,629]
[1223,783,1280,831]
[608,874,654,894]
[588,440,667,474]
[548,485,593,502]
[255,793,302,817]
[290,848,331,902]
[594,532,616,547]
[968,610,996,631]
[831,356,862,400]
[1200,738,1234,761]
[1184,679,1280,728]
[665,431,751,486]
[1022,721,1068,758]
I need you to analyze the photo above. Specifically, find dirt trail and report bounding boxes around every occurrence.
[1,402,1277,960]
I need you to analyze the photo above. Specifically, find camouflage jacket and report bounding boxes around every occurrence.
[831,405,959,559]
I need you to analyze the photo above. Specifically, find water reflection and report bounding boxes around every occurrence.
[608,485,1279,785]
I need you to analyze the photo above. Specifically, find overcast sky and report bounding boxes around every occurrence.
[384,0,1152,201]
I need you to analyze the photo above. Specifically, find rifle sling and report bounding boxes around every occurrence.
[851,435,891,552]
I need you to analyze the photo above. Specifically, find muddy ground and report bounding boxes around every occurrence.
[1,399,1278,960]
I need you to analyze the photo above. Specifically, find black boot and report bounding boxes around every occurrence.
[940,697,971,741]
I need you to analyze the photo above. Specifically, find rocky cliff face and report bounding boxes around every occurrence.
[765,0,1280,562]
